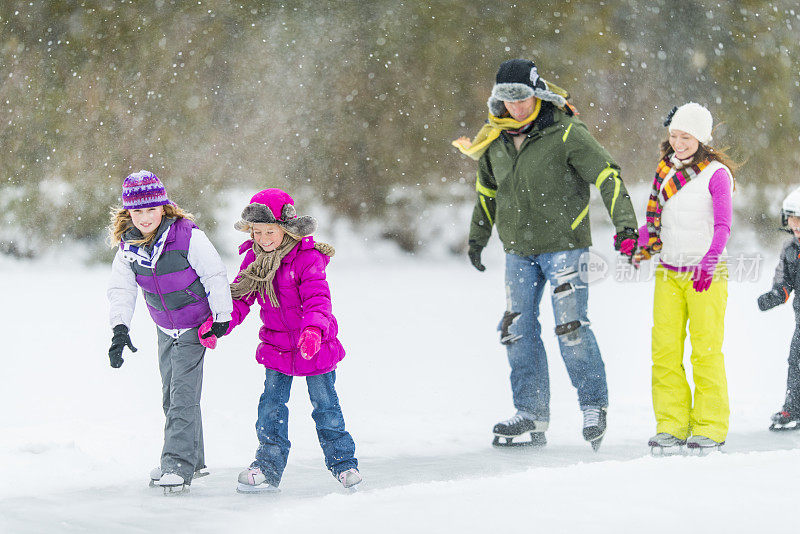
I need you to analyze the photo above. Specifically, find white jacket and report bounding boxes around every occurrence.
[659,160,732,267]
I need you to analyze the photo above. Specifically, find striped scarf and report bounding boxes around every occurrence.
[639,154,710,260]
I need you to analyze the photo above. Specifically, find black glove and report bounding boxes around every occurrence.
[200,321,230,339]
[108,324,137,368]
[468,241,486,272]
[758,289,787,311]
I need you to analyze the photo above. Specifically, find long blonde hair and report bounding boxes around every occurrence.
[107,203,194,247]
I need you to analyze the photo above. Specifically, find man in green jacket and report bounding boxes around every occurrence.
[455,59,639,450]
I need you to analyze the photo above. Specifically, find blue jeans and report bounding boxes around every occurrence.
[253,369,357,486]
[502,249,608,421]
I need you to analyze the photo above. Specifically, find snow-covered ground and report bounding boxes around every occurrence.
[2,232,799,533]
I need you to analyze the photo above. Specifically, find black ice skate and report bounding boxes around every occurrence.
[582,407,607,452]
[769,410,800,432]
[492,413,548,448]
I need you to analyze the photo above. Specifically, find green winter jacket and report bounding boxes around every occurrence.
[469,103,638,255]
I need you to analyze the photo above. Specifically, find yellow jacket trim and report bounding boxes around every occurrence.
[562,123,574,143]
[480,196,494,226]
[595,164,622,217]
[476,171,495,224]
[475,176,496,198]
[571,202,590,230]
[610,174,621,217]
[595,165,616,188]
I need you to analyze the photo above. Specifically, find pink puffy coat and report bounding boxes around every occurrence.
[228,237,345,376]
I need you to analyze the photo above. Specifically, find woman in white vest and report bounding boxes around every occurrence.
[635,102,735,455]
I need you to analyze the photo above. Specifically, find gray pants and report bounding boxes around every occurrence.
[157,327,206,482]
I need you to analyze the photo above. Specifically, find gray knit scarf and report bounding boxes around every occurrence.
[230,235,299,307]
[230,236,337,307]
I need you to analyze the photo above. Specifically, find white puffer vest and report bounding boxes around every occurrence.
[659,160,732,267]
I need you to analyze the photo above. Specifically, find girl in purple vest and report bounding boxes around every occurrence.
[208,188,361,492]
[106,171,232,492]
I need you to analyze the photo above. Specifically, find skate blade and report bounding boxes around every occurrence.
[650,445,685,457]
[492,432,547,448]
[686,445,724,457]
[769,423,800,432]
[236,482,280,494]
[151,470,208,487]
[161,485,189,496]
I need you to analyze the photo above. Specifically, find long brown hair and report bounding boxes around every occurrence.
[107,203,194,247]
[659,138,738,179]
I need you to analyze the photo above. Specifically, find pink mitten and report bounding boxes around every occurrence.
[692,255,717,293]
[619,238,636,256]
[298,328,321,360]
[198,317,217,349]
[613,229,638,260]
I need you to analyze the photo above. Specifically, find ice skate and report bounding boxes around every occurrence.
[648,433,686,456]
[582,407,607,452]
[157,473,189,495]
[236,466,280,494]
[686,435,725,456]
[150,466,209,487]
[492,412,548,448]
[149,466,163,487]
[337,468,362,491]
[769,410,800,432]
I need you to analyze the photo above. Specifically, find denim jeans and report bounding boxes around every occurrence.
[253,369,357,486]
[502,249,608,421]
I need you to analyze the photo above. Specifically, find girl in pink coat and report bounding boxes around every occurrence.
[209,188,361,493]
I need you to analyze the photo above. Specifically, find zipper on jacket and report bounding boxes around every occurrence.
[504,130,542,171]
[272,281,298,374]
[152,266,176,330]
[519,131,542,154]
[185,288,201,301]
[145,221,178,330]
[284,305,299,375]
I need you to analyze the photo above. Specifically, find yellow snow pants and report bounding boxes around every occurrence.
[651,264,729,442]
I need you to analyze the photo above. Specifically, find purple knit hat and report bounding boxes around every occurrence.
[234,188,317,237]
[122,170,170,210]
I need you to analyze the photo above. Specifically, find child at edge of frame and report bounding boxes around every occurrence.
[758,186,800,432]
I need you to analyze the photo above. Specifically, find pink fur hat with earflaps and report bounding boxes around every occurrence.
[234,188,317,238]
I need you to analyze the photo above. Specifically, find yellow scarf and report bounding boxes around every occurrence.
[452,98,542,161]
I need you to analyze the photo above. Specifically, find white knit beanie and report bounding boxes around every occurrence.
[668,102,713,144]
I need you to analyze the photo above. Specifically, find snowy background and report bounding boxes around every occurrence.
[3,1,799,257]
[2,208,800,533]
[4,1,800,532]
